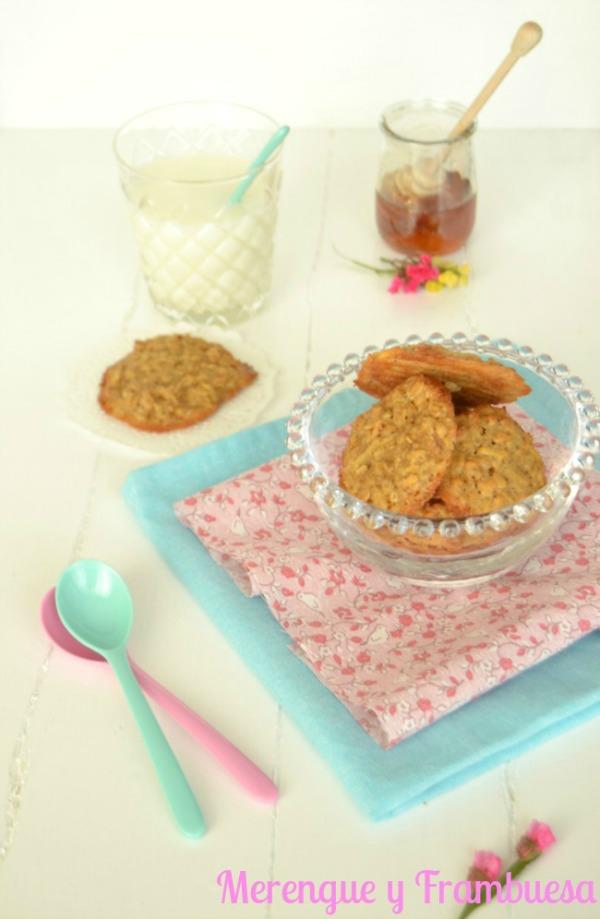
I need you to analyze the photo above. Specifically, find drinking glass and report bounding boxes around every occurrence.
[114,101,283,325]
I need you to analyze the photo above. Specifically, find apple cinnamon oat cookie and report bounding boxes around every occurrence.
[434,405,547,516]
[340,375,457,514]
[98,334,257,432]
[356,343,530,407]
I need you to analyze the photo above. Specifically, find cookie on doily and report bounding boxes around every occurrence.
[99,334,257,432]
[66,326,276,455]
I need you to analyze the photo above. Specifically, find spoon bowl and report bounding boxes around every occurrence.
[41,589,103,662]
[56,560,133,653]
[511,20,543,56]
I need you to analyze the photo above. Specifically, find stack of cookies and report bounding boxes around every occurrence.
[340,344,547,523]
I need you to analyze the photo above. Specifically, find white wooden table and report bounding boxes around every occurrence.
[1,128,599,918]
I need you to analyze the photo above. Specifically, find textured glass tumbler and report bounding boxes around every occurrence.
[114,102,283,325]
[376,99,477,255]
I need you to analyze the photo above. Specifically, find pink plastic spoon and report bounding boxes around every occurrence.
[41,588,278,805]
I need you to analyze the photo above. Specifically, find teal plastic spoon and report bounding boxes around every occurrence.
[56,560,205,839]
[227,124,289,205]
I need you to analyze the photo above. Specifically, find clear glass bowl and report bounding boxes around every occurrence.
[287,332,600,586]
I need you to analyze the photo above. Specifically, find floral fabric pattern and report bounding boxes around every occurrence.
[174,425,600,748]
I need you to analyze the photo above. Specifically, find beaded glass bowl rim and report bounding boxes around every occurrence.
[286,332,600,541]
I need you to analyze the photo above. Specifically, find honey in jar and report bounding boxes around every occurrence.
[377,100,477,255]
[376,169,476,255]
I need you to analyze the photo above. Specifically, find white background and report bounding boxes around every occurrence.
[0,0,598,129]
[2,124,600,919]
[2,2,600,918]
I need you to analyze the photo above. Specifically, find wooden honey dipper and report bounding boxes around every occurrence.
[401,21,543,196]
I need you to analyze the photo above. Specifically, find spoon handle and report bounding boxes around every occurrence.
[108,648,206,839]
[448,22,543,141]
[448,51,518,140]
[130,660,278,804]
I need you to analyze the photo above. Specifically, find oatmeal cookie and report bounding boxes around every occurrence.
[435,405,547,515]
[339,374,457,514]
[355,343,530,406]
[98,334,257,432]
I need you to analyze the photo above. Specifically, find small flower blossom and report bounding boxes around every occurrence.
[336,247,468,296]
[438,269,459,288]
[405,255,439,285]
[470,850,503,882]
[517,820,556,859]
[457,822,556,918]
[401,276,421,293]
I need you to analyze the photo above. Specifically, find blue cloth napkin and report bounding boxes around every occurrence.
[123,389,600,821]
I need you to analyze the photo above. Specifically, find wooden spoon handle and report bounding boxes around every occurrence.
[449,21,543,140]
[449,50,519,140]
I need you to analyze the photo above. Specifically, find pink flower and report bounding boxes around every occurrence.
[458,825,555,918]
[471,850,502,882]
[465,850,503,914]
[517,821,556,859]
[387,254,439,294]
[401,276,421,293]
[407,254,440,282]
[406,259,439,285]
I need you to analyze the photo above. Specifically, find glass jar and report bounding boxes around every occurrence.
[376,99,477,256]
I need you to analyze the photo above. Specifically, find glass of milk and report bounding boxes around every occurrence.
[114,102,283,325]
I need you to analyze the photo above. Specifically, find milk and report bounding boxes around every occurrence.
[123,153,279,322]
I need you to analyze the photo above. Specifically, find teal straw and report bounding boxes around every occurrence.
[227,125,290,205]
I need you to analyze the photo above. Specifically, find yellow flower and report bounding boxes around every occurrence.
[425,280,443,293]
[438,270,459,288]
[458,263,470,277]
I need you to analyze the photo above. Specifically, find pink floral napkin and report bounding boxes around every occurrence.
[175,445,600,749]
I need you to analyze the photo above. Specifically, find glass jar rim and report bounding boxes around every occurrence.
[113,99,282,186]
[380,98,477,145]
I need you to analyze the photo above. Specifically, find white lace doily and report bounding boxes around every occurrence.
[66,324,277,455]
